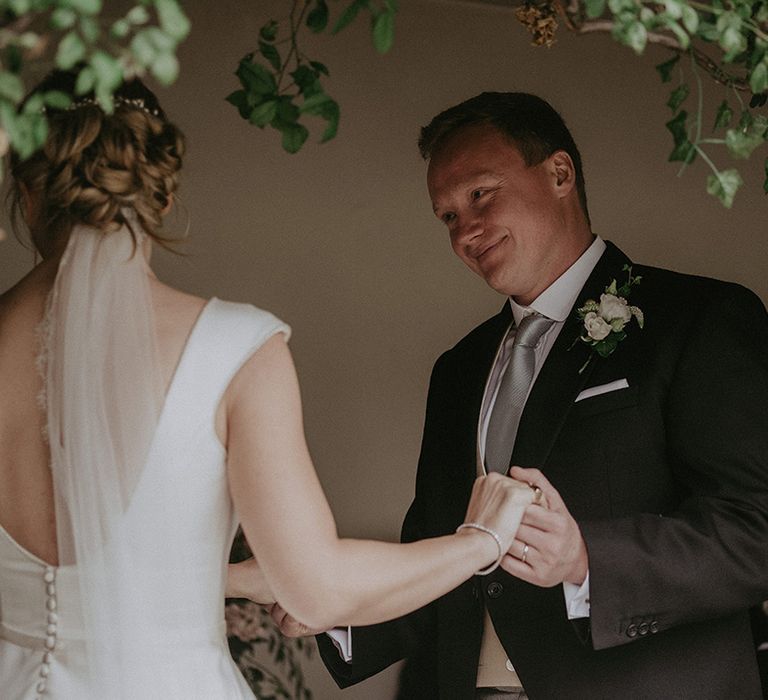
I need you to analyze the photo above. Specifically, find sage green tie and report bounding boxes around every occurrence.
[485,313,554,474]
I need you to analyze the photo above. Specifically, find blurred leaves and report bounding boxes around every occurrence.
[228,0,397,154]
[0,0,190,195]
[544,0,768,206]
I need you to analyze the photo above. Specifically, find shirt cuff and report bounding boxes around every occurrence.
[563,571,590,619]
[325,626,352,662]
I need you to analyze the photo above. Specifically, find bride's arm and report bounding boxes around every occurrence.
[225,335,527,631]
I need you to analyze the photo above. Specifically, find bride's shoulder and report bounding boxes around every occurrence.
[203,295,289,337]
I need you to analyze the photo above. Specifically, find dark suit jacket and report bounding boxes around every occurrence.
[318,241,768,699]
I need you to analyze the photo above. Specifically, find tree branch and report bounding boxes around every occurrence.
[573,18,750,91]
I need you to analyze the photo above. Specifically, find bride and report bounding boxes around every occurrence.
[0,71,538,699]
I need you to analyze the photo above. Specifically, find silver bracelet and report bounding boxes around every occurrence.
[456,522,504,576]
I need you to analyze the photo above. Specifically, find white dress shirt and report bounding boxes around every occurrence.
[328,236,607,660]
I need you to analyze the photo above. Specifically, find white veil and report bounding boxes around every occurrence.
[44,220,165,696]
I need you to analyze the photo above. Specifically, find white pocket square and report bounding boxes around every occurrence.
[575,379,629,403]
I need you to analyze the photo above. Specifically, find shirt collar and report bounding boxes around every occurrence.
[509,236,606,326]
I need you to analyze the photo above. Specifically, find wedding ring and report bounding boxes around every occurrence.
[521,543,529,564]
[528,483,543,504]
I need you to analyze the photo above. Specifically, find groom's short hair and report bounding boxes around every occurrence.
[418,92,590,225]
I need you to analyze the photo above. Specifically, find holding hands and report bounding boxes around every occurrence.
[501,466,588,587]
[457,471,544,574]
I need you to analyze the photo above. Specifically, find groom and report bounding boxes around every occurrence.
[283,92,768,698]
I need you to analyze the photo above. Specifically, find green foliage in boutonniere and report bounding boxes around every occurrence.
[573,265,644,374]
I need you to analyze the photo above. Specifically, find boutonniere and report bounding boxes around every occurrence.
[572,264,644,374]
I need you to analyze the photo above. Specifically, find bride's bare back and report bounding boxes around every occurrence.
[0,259,205,565]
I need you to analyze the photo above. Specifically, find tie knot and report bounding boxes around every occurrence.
[513,313,554,349]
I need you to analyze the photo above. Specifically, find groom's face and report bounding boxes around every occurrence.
[427,123,567,305]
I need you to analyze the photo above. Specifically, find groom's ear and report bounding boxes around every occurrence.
[548,150,576,196]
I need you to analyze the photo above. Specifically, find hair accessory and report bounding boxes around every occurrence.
[50,95,160,117]
[456,522,504,575]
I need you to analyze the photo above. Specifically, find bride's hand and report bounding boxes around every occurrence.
[226,557,276,604]
[459,473,542,562]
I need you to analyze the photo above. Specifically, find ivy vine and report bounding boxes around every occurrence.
[227,0,397,154]
[0,0,189,198]
[232,0,768,207]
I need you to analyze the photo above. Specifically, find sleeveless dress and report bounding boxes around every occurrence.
[0,298,289,699]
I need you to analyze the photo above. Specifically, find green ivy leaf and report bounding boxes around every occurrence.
[7,0,31,15]
[681,4,698,33]
[56,31,87,70]
[111,18,131,38]
[655,54,679,83]
[332,0,369,35]
[143,26,176,53]
[225,89,250,119]
[750,61,768,95]
[43,90,72,110]
[291,65,323,97]
[371,8,396,54]
[706,168,743,207]
[21,93,44,115]
[75,66,95,95]
[275,98,300,124]
[0,72,24,103]
[279,122,309,154]
[130,30,157,65]
[90,51,123,93]
[716,12,747,57]
[663,0,683,20]
[51,8,77,29]
[299,91,333,114]
[665,110,697,163]
[155,0,190,41]
[249,99,277,127]
[257,41,280,72]
[725,116,768,158]
[667,83,690,111]
[306,0,329,33]
[319,99,340,142]
[259,20,278,42]
[80,16,99,44]
[126,5,150,24]
[236,57,277,95]
[714,99,733,129]
[310,60,329,76]
[697,20,719,42]
[150,51,179,85]
[622,20,648,54]
[661,17,690,50]
[585,0,606,17]
[60,0,102,16]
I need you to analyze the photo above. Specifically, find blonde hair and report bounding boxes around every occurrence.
[10,72,185,258]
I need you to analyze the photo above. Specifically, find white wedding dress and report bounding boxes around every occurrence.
[0,297,289,699]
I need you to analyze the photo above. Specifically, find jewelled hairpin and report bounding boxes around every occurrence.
[53,96,160,117]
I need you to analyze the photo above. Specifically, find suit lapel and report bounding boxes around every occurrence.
[510,241,633,469]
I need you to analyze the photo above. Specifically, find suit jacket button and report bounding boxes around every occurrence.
[649,621,659,634]
[626,623,638,638]
[638,622,649,636]
[487,582,504,599]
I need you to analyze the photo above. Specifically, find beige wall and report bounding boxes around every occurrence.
[2,1,766,697]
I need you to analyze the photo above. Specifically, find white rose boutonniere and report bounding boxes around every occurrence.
[573,265,644,373]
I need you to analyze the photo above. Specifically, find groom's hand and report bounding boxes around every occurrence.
[501,466,588,588]
[269,602,329,637]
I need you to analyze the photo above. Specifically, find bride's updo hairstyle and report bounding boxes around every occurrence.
[10,68,185,258]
